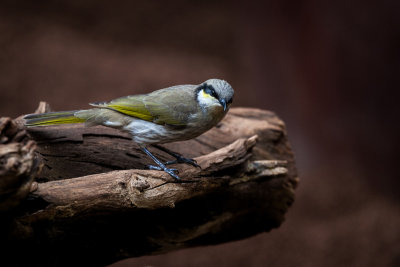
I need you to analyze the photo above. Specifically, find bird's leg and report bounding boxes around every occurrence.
[152,144,201,168]
[140,145,180,180]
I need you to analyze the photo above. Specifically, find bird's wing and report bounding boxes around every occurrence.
[91,94,154,122]
[91,85,198,126]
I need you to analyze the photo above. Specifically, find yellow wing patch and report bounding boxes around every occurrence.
[25,116,85,126]
[107,104,154,122]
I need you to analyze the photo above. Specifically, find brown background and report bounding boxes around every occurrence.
[1,1,399,266]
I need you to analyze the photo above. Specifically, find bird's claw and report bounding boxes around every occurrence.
[164,168,181,180]
[147,165,180,180]
[165,157,201,168]
[148,165,177,172]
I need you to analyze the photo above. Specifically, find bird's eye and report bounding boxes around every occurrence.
[204,86,218,99]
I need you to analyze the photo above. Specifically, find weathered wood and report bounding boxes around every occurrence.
[0,118,41,212]
[1,104,298,267]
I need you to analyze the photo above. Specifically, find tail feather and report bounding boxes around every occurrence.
[24,110,86,126]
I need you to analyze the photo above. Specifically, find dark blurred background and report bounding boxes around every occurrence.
[1,1,399,266]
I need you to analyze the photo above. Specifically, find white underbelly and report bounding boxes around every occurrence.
[123,119,188,144]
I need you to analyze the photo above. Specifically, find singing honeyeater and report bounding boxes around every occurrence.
[24,79,234,179]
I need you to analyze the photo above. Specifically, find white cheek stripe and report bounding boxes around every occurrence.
[197,89,218,107]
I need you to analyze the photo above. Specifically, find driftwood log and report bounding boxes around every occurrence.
[0,103,298,267]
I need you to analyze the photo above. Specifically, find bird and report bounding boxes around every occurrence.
[24,79,234,180]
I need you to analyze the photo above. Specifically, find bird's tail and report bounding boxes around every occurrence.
[24,110,86,127]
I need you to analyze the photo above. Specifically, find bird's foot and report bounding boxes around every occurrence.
[147,165,180,180]
[151,144,201,168]
[165,156,201,168]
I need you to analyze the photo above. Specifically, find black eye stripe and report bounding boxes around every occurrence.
[204,85,218,99]
[196,83,220,101]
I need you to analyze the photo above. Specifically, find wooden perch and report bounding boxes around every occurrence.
[0,103,298,267]
[0,118,40,212]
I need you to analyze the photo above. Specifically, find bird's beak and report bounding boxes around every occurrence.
[219,99,227,111]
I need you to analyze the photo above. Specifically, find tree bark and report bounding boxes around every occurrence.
[0,103,298,267]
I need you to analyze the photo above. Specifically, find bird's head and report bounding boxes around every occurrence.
[196,79,234,112]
